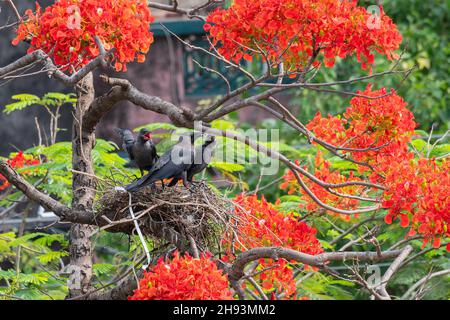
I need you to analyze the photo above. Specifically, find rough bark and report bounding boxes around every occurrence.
[68,73,96,298]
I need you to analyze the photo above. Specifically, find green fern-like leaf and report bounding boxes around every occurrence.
[210,161,245,172]
[93,263,115,276]
[37,251,68,264]
[18,272,50,285]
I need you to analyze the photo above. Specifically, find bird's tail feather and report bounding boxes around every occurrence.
[125,173,157,192]
[114,128,134,143]
[125,179,142,192]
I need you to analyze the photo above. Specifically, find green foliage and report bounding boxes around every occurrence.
[0,232,69,300]
[298,272,355,300]
[410,136,450,158]
[134,122,178,132]
[4,92,76,114]
[209,161,245,173]
[0,139,127,207]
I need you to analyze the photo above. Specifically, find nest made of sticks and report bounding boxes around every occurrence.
[95,182,234,252]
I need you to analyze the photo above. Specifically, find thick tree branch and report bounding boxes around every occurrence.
[378,245,413,299]
[0,161,93,223]
[3,0,21,21]
[83,75,194,132]
[227,247,405,281]
[0,48,113,86]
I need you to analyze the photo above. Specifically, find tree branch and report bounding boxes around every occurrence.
[0,161,93,223]
[84,75,194,131]
[0,48,113,86]
[401,269,450,300]
[227,247,405,281]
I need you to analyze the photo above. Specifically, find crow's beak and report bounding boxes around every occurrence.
[144,132,152,140]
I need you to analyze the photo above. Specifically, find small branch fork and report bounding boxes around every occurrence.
[0,38,114,86]
[148,1,223,19]
[224,246,414,300]
[2,0,21,21]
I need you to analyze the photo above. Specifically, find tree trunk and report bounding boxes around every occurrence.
[68,73,96,298]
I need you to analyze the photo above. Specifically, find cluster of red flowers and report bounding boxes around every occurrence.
[382,158,450,250]
[280,152,364,221]
[0,152,40,191]
[223,194,323,298]
[307,85,416,171]
[231,194,323,254]
[13,0,154,72]
[128,252,232,300]
[284,84,449,250]
[205,0,402,71]
[285,85,414,219]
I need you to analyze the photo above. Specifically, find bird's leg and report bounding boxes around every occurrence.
[140,169,144,178]
[181,171,193,192]
[167,177,179,188]
[160,180,165,191]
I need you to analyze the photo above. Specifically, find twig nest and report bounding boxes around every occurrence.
[95,182,233,251]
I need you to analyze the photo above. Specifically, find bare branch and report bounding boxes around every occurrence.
[227,247,405,281]
[148,1,189,15]
[257,68,412,88]
[0,48,113,86]
[0,161,93,223]
[401,269,450,300]
[378,245,413,299]
[3,0,21,21]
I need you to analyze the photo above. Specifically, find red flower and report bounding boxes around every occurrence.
[0,152,40,191]
[128,252,232,300]
[13,0,154,72]
[230,194,323,255]
[222,194,323,299]
[205,0,402,72]
[304,84,448,250]
[307,84,416,174]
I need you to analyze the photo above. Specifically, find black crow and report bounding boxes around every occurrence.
[168,135,216,187]
[125,132,198,192]
[115,128,158,177]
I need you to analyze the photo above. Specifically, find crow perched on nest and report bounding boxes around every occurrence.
[125,132,199,192]
[168,135,216,187]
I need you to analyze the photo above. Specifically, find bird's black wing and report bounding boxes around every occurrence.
[150,141,159,164]
[187,142,215,181]
[151,148,171,172]
[125,148,172,191]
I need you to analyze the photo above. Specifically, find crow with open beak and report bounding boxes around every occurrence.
[115,128,158,177]
[168,135,216,187]
[125,132,199,192]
